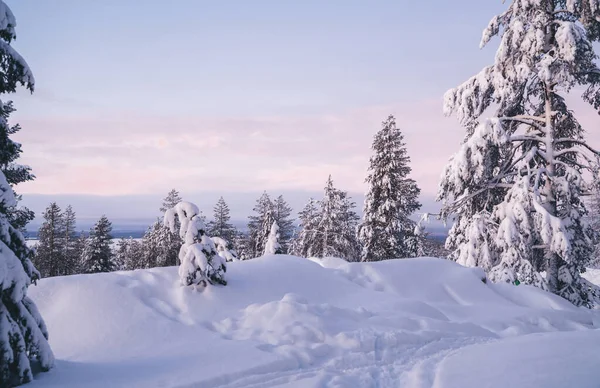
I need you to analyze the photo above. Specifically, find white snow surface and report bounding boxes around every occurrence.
[28,256,600,388]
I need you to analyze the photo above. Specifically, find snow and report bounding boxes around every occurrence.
[28,256,600,387]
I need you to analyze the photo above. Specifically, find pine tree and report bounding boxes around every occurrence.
[72,231,87,274]
[273,195,295,253]
[119,237,145,271]
[264,221,282,255]
[358,115,423,262]
[141,221,161,268]
[62,205,79,276]
[439,0,600,307]
[142,190,184,268]
[207,197,237,243]
[590,180,600,268]
[247,192,274,258]
[114,238,128,271]
[0,175,54,386]
[160,189,182,213]
[315,176,360,261]
[34,203,64,278]
[0,3,54,382]
[81,215,115,273]
[291,198,321,258]
[233,231,251,260]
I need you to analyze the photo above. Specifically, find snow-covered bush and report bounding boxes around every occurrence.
[211,236,239,262]
[164,201,227,287]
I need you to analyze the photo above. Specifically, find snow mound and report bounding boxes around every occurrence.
[28,256,600,387]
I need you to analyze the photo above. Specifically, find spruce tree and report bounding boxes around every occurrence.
[81,215,115,273]
[291,198,321,258]
[207,197,236,243]
[247,192,274,258]
[62,205,79,275]
[316,176,360,261]
[358,115,423,262]
[273,195,295,253]
[439,0,600,307]
[0,2,54,382]
[72,231,87,274]
[119,238,145,271]
[34,203,64,278]
[114,238,128,271]
[160,189,182,213]
[142,190,184,268]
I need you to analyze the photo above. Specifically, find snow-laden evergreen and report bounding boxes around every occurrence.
[439,0,600,307]
[358,115,423,262]
[81,215,115,273]
[273,195,295,253]
[247,192,274,258]
[117,237,145,271]
[159,189,182,214]
[34,203,64,278]
[264,221,282,255]
[164,201,227,287]
[291,198,321,258]
[0,3,55,383]
[0,173,54,386]
[207,197,237,243]
[315,176,360,261]
[141,191,184,268]
[62,205,80,275]
[33,204,81,277]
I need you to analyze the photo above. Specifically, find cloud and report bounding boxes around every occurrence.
[11,96,600,199]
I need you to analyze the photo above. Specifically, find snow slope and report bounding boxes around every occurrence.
[28,256,600,388]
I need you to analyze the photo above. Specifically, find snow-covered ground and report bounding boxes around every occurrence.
[28,256,600,388]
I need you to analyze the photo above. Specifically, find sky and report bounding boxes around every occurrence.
[4,1,600,226]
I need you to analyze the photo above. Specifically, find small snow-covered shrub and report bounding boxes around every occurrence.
[164,202,227,287]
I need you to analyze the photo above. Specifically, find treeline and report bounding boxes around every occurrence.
[32,115,432,278]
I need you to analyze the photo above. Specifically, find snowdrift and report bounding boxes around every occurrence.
[28,256,600,388]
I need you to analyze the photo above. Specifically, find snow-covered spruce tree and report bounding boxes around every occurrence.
[81,215,115,273]
[141,191,185,268]
[207,197,237,243]
[247,192,274,258]
[291,198,321,257]
[264,221,282,255]
[34,202,64,278]
[0,3,55,382]
[113,238,128,271]
[358,115,424,262]
[141,221,162,268]
[72,231,87,274]
[440,0,600,307]
[316,176,360,261]
[0,174,54,386]
[233,231,250,260]
[589,179,600,268]
[118,237,145,271]
[160,189,182,213]
[62,205,79,275]
[273,195,295,253]
[164,201,227,287]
